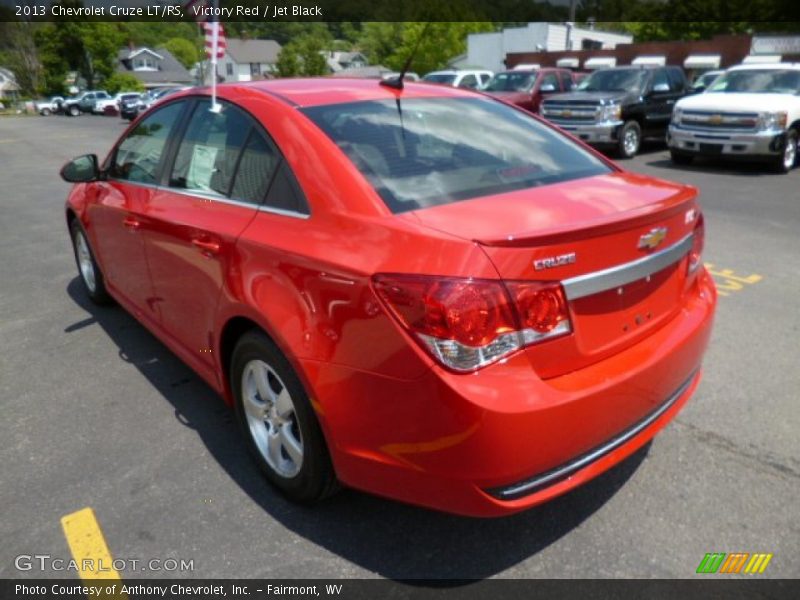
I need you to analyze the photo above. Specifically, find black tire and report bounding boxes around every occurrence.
[231,331,338,504]
[617,120,641,159]
[68,104,80,117]
[670,150,694,165]
[773,128,798,174]
[69,219,113,305]
[41,108,51,116]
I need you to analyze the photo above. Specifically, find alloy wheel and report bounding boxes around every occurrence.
[75,231,97,294]
[241,359,304,478]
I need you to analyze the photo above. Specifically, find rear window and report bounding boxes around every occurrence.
[302,97,611,213]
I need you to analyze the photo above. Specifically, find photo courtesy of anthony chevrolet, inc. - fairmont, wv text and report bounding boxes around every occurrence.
[0,0,799,598]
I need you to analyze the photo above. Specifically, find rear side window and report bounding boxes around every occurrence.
[302,97,611,213]
[169,99,252,196]
[111,101,185,184]
[667,68,687,92]
[230,131,280,205]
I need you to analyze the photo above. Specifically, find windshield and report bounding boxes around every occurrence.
[484,72,537,92]
[578,69,649,93]
[423,73,457,85]
[708,69,800,94]
[302,97,611,214]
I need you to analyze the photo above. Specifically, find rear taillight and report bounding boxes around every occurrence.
[373,275,571,372]
[688,213,705,274]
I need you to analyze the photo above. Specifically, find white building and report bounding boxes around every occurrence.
[466,23,632,73]
[217,39,282,82]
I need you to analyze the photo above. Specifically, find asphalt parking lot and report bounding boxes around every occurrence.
[1,114,798,580]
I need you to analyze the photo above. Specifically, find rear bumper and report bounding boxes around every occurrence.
[305,268,717,517]
[668,125,786,158]
[549,120,623,145]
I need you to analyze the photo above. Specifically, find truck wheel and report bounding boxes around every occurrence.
[670,150,694,166]
[68,105,80,117]
[41,108,51,116]
[617,121,641,159]
[774,129,797,174]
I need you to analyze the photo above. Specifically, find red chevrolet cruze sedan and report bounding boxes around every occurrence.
[61,78,716,517]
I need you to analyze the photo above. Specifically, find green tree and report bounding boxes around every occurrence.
[0,22,43,96]
[80,22,125,87]
[163,37,199,70]
[384,22,495,76]
[104,72,144,94]
[276,32,331,77]
[357,23,404,68]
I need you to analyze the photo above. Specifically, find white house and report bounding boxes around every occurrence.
[117,47,193,89]
[216,39,282,83]
[0,67,20,102]
[324,51,368,73]
[466,23,633,73]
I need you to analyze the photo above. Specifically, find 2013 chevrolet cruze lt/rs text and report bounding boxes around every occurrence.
[61,79,716,516]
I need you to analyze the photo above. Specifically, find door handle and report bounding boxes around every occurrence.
[123,216,140,231]
[191,238,220,256]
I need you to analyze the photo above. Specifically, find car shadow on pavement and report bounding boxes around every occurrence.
[646,156,779,177]
[66,277,651,581]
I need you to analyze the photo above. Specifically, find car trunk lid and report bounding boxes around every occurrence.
[400,172,700,378]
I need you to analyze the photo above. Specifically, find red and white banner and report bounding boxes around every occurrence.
[202,21,226,60]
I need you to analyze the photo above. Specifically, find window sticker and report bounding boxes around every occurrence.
[186,144,219,192]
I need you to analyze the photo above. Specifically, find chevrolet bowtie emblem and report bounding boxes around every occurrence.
[709,114,723,124]
[638,227,668,250]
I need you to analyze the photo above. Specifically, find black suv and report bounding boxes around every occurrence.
[540,65,689,158]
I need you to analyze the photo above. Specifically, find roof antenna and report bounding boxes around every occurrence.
[380,23,431,91]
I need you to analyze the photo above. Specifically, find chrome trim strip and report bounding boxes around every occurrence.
[487,371,698,501]
[105,178,310,219]
[562,233,693,300]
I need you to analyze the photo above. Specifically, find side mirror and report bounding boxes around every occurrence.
[652,82,670,93]
[60,154,100,183]
[540,83,557,93]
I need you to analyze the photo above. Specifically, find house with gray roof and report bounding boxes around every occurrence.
[324,51,368,73]
[117,47,194,89]
[214,39,282,83]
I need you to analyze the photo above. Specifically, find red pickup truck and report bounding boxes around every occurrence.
[483,68,576,113]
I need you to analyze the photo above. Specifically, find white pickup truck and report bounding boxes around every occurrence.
[668,63,800,173]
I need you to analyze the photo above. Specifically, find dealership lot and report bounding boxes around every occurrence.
[1,116,798,579]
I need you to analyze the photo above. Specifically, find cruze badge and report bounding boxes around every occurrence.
[534,252,576,271]
[638,227,668,250]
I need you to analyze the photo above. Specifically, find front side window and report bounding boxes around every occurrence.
[169,100,252,197]
[540,72,559,90]
[708,69,800,94]
[302,97,611,214]
[111,101,185,184]
[484,72,537,92]
[458,74,478,89]
[423,73,457,85]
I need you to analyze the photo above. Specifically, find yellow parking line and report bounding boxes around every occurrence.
[61,507,122,581]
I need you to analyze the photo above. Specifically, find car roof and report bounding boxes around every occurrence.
[220,77,481,108]
[729,62,800,72]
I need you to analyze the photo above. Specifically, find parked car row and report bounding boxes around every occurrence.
[33,87,190,120]
[421,63,799,172]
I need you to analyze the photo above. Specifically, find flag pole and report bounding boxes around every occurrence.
[209,0,221,112]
